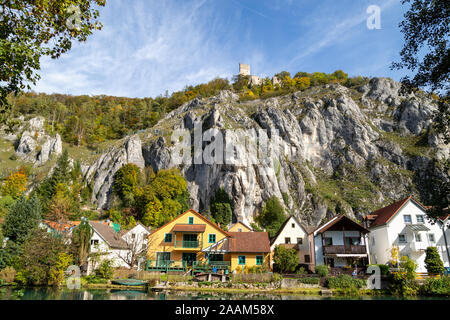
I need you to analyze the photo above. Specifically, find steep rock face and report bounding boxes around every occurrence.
[14,116,62,166]
[83,78,447,228]
[81,135,145,209]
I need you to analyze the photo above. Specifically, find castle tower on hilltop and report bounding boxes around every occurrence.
[239,63,251,76]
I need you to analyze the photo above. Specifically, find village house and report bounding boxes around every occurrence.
[228,221,253,232]
[311,214,371,273]
[270,215,315,271]
[146,209,270,273]
[364,196,450,273]
[87,221,150,274]
[39,219,80,242]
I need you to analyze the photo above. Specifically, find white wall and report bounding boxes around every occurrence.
[369,200,449,272]
[270,217,311,264]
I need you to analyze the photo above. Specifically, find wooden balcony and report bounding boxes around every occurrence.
[323,245,367,255]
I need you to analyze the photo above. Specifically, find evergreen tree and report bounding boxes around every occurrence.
[255,196,286,238]
[2,195,42,244]
[72,218,94,268]
[424,247,445,274]
[210,188,233,228]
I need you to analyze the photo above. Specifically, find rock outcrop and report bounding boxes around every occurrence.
[78,78,448,228]
[13,116,62,166]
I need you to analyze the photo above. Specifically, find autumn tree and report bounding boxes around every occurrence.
[1,169,28,199]
[0,0,106,122]
[113,163,143,208]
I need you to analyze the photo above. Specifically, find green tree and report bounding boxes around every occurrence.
[210,188,233,228]
[14,228,69,286]
[272,245,298,273]
[0,0,106,121]
[71,218,93,267]
[2,195,41,244]
[113,163,143,207]
[424,247,445,274]
[255,196,286,238]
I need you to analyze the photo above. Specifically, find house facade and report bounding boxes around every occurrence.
[270,215,314,271]
[146,209,270,272]
[88,221,150,274]
[312,214,370,269]
[365,196,450,273]
[229,221,253,232]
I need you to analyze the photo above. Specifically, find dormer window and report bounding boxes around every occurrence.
[188,217,194,225]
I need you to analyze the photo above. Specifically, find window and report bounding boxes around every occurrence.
[403,215,412,224]
[238,256,246,265]
[91,239,99,246]
[297,238,303,245]
[304,255,311,263]
[238,228,242,232]
[188,217,194,224]
[285,237,291,244]
[416,215,425,224]
[324,237,333,246]
[164,233,173,243]
[256,256,263,265]
[208,234,216,243]
[292,223,295,228]
[131,233,136,239]
[428,233,435,243]
[398,234,406,243]
[415,233,422,242]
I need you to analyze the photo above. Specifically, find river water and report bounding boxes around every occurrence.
[0,287,448,300]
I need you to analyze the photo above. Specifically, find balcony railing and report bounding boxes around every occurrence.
[410,241,428,251]
[175,240,201,249]
[323,245,367,255]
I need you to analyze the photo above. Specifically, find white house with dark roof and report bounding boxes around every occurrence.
[365,196,450,273]
[270,215,314,271]
[87,221,150,274]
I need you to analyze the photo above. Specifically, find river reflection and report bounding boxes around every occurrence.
[0,287,448,300]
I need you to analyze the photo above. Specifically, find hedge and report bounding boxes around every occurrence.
[326,275,366,289]
[297,277,320,285]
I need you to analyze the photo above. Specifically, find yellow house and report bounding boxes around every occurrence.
[146,209,270,273]
[228,221,253,232]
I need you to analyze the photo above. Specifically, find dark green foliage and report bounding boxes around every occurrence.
[2,195,41,244]
[326,275,366,289]
[420,277,450,296]
[389,256,419,296]
[297,277,320,285]
[424,247,445,274]
[255,196,286,238]
[72,219,94,267]
[0,241,22,270]
[112,163,142,207]
[14,228,70,286]
[315,265,329,277]
[272,245,298,273]
[210,188,233,227]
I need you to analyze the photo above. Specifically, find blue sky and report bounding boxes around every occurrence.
[33,0,410,98]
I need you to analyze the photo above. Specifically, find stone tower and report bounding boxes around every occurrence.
[239,63,251,76]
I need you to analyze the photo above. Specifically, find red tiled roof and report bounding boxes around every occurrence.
[172,224,206,232]
[228,232,270,253]
[314,214,369,234]
[369,196,412,228]
[42,220,80,233]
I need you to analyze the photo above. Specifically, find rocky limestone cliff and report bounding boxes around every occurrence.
[2,78,448,229]
[77,78,448,228]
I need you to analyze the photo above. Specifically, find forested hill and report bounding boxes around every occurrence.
[0,70,448,233]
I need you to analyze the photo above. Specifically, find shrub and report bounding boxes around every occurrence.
[368,264,389,276]
[420,277,450,296]
[297,277,320,285]
[315,265,329,277]
[96,260,114,280]
[326,275,366,289]
[0,266,16,283]
[273,245,298,273]
[424,247,445,274]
